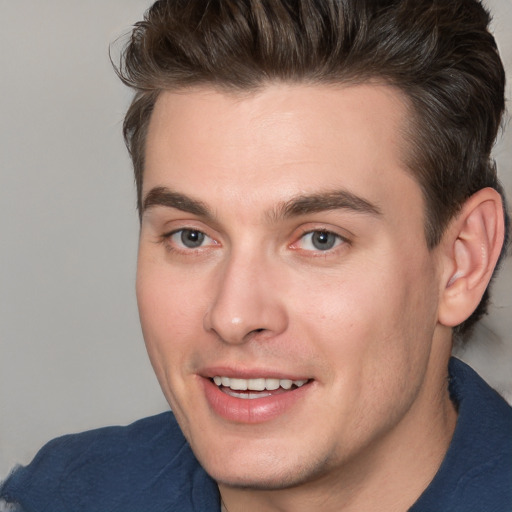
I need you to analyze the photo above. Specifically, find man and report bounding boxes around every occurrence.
[1,0,511,510]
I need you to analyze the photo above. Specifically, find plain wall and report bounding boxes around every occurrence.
[1,0,511,478]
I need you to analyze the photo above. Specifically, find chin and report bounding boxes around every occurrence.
[196,444,334,491]
[211,468,311,491]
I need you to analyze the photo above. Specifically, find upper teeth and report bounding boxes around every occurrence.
[212,376,307,391]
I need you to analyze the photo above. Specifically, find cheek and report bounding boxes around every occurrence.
[136,261,208,390]
[136,264,210,429]
[291,253,438,382]
[137,262,205,338]
[293,263,405,343]
[291,259,438,446]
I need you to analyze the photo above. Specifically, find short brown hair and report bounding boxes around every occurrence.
[115,0,509,338]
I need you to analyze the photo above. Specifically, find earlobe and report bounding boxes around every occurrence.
[438,188,505,328]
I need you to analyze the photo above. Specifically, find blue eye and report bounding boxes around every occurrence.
[299,231,343,251]
[170,229,209,249]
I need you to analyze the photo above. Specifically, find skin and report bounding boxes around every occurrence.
[137,83,458,511]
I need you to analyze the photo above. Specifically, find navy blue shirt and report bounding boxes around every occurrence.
[1,358,511,511]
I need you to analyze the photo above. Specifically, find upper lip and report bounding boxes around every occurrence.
[199,366,311,381]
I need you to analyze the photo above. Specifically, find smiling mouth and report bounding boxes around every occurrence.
[211,376,310,399]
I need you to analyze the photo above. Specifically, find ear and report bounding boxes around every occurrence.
[437,188,505,328]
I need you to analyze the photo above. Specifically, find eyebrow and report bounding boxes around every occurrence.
[142,187,212,218]
[142,186,381,221]
[274,190,382,220]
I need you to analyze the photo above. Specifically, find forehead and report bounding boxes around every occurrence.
[143,83,421,221]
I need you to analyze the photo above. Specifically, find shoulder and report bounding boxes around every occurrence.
[411,358,512,512]
[448,357,512,451]
[0,412,219,512]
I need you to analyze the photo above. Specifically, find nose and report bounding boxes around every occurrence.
[203,252,288,345]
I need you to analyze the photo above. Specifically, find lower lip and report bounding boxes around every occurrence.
[202,378,311,424]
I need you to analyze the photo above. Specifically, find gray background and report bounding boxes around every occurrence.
[1,0,511,478]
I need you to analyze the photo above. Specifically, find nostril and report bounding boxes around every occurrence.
[242,328,268,342]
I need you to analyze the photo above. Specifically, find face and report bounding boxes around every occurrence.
[137,83,448,490]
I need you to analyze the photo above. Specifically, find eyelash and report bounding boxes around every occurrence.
[290,229,348,255]
[161,228,218,254]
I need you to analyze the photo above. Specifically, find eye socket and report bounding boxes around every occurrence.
[296,230,344,251]
[167,228,213,249]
